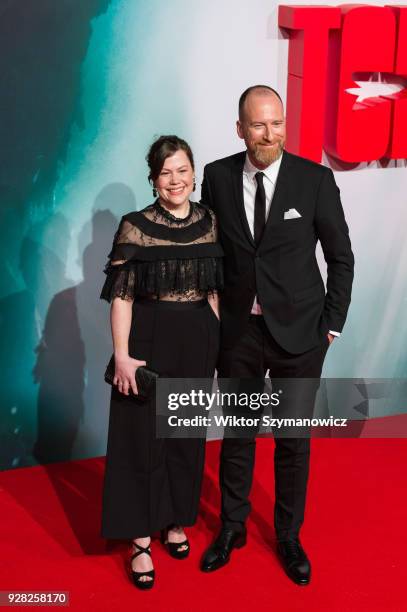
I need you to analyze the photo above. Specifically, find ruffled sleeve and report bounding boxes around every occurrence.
[100,217,139,303]
[100,262,137,303]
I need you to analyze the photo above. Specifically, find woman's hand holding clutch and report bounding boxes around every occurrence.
[113,354,146,395]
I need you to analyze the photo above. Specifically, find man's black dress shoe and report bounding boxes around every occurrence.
[277,539,311,585]
[200,527,247,572]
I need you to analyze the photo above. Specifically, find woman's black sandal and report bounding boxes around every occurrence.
[161,525,190,559]
[130,541,155,589]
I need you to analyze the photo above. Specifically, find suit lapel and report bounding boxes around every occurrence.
[258,149,293,250]
[230,152,255,248]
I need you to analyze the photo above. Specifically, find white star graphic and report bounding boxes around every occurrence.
[346,75,405,103]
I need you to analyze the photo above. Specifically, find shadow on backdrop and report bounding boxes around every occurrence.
[32,184,136,466]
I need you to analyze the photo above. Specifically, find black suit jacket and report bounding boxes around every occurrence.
[201,149,354,354]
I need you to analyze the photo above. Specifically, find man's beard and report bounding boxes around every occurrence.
[252,140,284,165]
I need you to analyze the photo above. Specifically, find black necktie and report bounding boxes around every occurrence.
[254,171,266,246]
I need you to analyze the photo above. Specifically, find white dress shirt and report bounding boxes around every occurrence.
[242,152,340,337]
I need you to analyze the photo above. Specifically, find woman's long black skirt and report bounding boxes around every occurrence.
[101,298,219,539]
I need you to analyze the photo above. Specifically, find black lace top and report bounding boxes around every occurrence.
[100,200,224,302]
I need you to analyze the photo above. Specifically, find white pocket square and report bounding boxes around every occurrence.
[284,208,302,220]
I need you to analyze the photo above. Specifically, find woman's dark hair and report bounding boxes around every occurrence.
[146,135,194,183]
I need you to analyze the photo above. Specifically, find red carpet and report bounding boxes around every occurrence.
[1,438,406,611]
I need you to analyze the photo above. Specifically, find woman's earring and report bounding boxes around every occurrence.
[153,187,157,198]
[193,179,196,192]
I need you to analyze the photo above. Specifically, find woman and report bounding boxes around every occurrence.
[100,135,223,589]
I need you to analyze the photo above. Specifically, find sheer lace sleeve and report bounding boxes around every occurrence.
[107,219,142,262]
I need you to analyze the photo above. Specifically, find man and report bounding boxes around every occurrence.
[200,85,354,584]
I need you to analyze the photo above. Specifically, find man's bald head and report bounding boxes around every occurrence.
[238,85,283,121]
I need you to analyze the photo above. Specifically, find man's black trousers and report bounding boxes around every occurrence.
[217,315,330,542]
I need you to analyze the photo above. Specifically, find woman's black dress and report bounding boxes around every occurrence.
[100,200,223,539]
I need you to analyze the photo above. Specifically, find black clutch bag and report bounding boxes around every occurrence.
[104,355,159,400]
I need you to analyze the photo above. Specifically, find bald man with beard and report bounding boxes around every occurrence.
[200,85,354,584]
